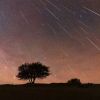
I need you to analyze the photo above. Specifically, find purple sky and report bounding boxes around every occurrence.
[0,0,100,84]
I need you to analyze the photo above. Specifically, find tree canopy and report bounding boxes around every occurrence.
[17,62,50,84]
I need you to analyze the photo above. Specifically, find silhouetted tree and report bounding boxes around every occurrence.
[17,62,50,84]
[67,78,81,87]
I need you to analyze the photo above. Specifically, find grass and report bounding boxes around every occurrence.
[0,84,100,100]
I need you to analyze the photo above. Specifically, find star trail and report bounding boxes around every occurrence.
[0,0,100,84]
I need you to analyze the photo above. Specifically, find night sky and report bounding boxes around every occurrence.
[0,0,100,84]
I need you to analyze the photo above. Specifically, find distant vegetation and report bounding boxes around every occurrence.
[67,78,81,87]
[66,78,95,88]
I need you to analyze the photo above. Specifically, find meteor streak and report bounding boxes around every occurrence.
[83,7,100,17]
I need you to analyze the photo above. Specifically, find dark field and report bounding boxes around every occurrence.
[0,84,100,100]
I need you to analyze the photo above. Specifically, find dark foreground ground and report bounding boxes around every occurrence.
[0,84,100,100]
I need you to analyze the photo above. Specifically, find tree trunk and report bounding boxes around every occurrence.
[32,78,36,84]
